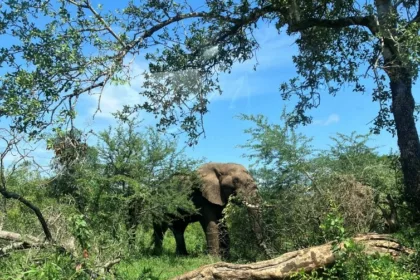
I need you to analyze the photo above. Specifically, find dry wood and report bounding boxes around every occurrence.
[0,188,53,241]
[0,230,120,277]
[0,230,70,257]
[0,230,46,256]
[173,233,413,280]
[0,230,41,243]
[0,241,46,256]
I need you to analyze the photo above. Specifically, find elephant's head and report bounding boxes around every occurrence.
[197,162,259,206]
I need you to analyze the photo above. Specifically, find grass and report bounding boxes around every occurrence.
[115,255,217,279]
[115,222,218,279]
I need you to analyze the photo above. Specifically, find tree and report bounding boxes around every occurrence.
[2,1,420,217]
[46,116,202,245]
[239,112,406,254]
[239,109,314,191]
[94,117,202,229]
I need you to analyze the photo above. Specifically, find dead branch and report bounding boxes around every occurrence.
[0,189,53,241]
[0,230,69,258]
[0,230,46,257]
[0,241,46,256]
[0,230,41,243]
[0,130,53,241]
[0,230,119,277]
[96,258,122,274]
[173,233,413,280]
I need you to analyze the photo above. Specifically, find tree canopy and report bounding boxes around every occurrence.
[2,0,419,136]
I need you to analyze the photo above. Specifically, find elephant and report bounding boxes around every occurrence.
[151,162,264,259]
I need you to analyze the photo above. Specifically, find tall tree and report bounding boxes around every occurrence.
[1,1,420,216]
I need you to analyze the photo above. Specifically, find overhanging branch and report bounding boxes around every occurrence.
[289,16,379,34]
[133,4,281,50]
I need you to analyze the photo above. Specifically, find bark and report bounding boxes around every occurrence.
[173,234,413,280]
[0,230,45,256]
[0,230,41,243]
[373,0,420,221]
[0,241,46,256]
[389,72,420,219]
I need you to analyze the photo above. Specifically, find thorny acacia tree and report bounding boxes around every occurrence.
[1,1,420,216]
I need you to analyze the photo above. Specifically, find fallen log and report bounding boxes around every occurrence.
[0,230,46,257]
[0,230,41,243]
[173,233,413,280]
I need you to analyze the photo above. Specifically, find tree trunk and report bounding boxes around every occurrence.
[172,234,413,280]
[389,70,420,220]
[374,0,420,221]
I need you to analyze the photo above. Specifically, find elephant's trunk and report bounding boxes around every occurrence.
[245,203,274,259]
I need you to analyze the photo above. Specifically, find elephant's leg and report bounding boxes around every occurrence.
[218,221,230,259]
[152,223,168,254]
[170,221,189,255]
[199,211,220,256]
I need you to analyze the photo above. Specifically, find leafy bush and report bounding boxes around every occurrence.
[237,111,407,258]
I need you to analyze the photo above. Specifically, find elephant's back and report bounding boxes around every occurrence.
[197,162,247,174]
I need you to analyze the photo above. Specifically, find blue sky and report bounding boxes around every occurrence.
[2,0,418,169]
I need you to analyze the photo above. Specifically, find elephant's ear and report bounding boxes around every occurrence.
[199,165,225,206]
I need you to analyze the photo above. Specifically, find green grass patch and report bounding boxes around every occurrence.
[115,255,217,279]
[116,222,215,279]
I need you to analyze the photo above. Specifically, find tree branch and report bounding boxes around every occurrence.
[102,258,121,272]
[408,1,420,25]
[0,230,47,257]
[86,1,127,48]
[0,132,53,242]
[0,230,41,243]
[132,4,280,50]
[0,189,53,241]
[288,16,379,34]
[0,241,46,257]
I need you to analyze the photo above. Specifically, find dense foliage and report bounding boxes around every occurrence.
[0,111,418,279]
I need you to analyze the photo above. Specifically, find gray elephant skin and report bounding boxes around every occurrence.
[152,162,262,259]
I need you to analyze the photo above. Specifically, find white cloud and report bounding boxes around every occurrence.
[313,114,340,126]
[324,114,340,125]
[88,84,145,120]
[208,72,253,102]
[80,60,148,122]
